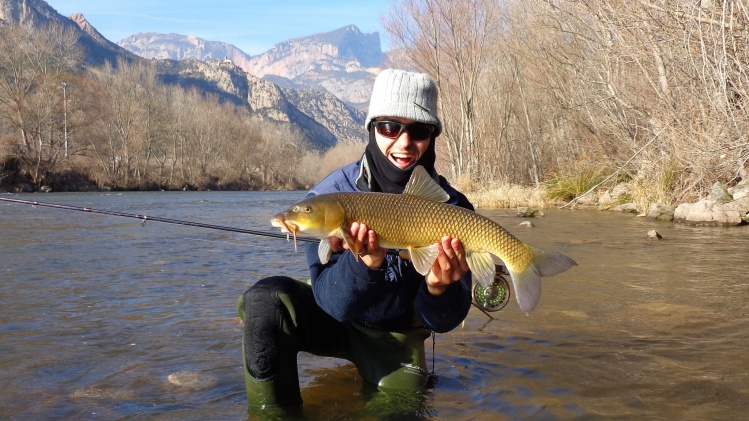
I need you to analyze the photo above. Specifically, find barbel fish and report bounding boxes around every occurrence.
[271,166,577,314]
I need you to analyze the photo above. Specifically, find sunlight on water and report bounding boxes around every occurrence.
[1,192,748,419]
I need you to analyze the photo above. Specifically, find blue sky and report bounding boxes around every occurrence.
[50,1,393,55]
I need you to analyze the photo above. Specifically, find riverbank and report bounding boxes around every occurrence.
[5,166,749,226]
[464,178,749,227]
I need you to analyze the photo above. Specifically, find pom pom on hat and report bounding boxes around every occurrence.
[365,69,442,136]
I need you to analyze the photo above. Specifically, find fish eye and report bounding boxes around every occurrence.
[303,205,312,212]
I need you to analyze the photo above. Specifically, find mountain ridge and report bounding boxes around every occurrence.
[0,0,369,149]
[118,24,391,106]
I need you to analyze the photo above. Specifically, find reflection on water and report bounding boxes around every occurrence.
[1,192,748,419]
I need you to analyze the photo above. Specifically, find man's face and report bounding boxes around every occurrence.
[372,117,434,170]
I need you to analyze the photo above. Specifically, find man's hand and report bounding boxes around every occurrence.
[328,222,387,269]
[426,236,470,296]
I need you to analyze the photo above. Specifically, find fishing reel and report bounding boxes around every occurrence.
[472,265,511,312]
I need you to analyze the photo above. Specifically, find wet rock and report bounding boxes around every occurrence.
[518,221,535,228]
[39,185,52,192]
[517,207,544,217]
[647,230,662,240]
[611,203,638,213]
[707,182,732,203]
[646,203,674,221]
[674,197,749,226]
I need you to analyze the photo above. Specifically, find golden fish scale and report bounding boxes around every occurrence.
[331,192,533,268]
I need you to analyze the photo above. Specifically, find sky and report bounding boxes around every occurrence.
[50,1,394,55]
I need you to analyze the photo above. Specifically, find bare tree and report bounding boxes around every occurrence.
[0,23,81,184]
[385,0,499,179]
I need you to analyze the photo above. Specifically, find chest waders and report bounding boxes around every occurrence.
[237,276,432,410]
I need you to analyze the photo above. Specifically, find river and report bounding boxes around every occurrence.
[1,191,747,420]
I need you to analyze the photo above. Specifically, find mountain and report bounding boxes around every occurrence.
[118,32,254,71]
[0,0,136,65]
[244,25,388,106]
[119,25,391,107]
[0,0,367,149]
[156,58,365,147]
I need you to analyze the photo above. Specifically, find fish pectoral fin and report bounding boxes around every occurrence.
[466,252,496,287]
[317,239,332,264]
[409,244,441,276]
[339,228,360,261]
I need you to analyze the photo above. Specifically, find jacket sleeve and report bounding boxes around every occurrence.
[307,242,414,323]
[416,271,473,333]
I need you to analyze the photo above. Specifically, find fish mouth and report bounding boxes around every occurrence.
[271,216,300,251]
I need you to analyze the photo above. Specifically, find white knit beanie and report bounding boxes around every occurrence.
[365,69,442,136]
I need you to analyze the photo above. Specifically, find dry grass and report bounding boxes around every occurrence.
[456,177,549,209]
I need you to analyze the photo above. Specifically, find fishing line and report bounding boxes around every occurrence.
[0,196,318,244]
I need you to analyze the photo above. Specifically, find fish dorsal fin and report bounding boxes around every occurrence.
[403,166,450,203]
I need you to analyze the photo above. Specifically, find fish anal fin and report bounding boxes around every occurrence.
[466,252,496,287]
[409,244,440,276]
[403,166,450,202]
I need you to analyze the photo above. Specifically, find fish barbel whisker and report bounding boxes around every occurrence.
[271,218,299,251]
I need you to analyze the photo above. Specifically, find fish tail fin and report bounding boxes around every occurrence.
[508,246,577,315]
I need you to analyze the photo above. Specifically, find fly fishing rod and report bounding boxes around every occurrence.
[1,196,508,316]
[0,196,318,243]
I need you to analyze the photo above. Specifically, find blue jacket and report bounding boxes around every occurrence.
[305,157,474,333]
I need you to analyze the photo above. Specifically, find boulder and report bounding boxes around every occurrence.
[646,203,675,221]
[673,197,749,225]
[707,181,732,203]
[611,203,638,213]
[647,230,662,240]
[517,207,544,218]
[599,182,632,207]
[728,179,749,200]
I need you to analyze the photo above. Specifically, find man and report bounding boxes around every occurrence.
[238,69,474,412]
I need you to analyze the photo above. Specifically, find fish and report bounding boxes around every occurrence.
[271,166,577,314]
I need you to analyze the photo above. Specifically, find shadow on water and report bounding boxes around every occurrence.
[2,192,749,419]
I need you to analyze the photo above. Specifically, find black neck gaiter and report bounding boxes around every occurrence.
[364,128,437,194]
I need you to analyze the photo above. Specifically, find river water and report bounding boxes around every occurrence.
[1,191,747,420]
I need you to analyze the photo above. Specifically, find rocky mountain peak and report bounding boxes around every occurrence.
[0,0,59,25]
[118,32,254,72]
[243,25,388,106]
[69,12,114,48]
[118,24,389,107]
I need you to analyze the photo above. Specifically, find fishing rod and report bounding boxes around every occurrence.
[0,196,318,244]
[1,195,508,317]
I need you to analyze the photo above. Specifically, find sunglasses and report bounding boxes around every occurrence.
[373,121,435,140]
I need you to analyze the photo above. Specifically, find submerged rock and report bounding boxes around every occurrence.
[517,207,544,217]
[647,230,663,240]
[167,370,218,390]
